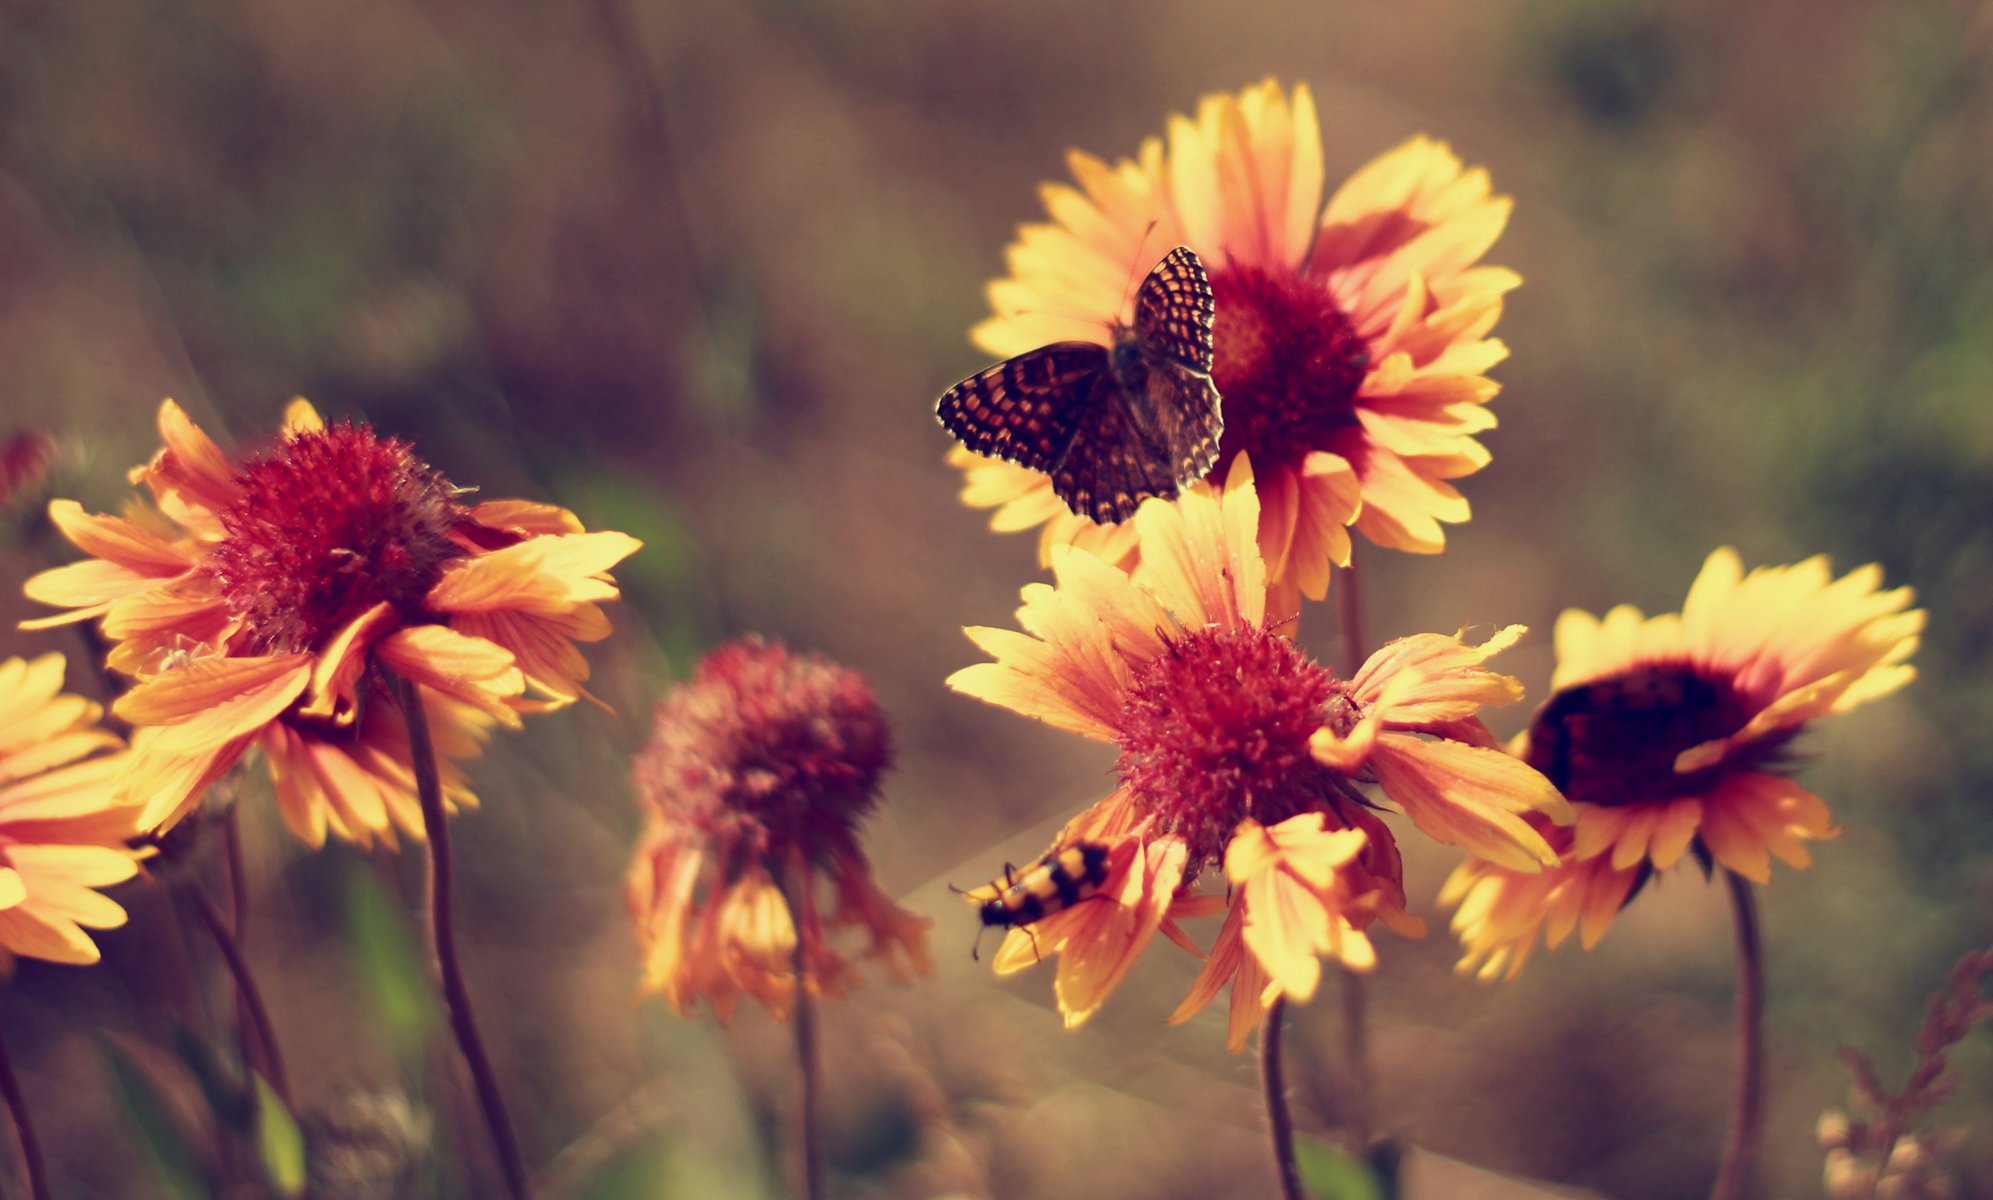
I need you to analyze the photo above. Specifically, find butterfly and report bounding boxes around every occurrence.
[936,245,1224,525]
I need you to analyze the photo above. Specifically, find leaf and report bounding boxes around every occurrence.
[255,1075,307,1197]
[1296,1135,1387,1200]
[100,1040,212,1200]
[342,860,438,1058]
[171,1022,253,1132]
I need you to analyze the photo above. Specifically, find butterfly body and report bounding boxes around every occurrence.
[937,246,1224,525]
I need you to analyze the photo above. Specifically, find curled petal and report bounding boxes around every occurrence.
[1369,734,1567,870]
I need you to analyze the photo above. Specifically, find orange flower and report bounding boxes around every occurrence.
[951,79,1515,600]
[22,399,640,848]
[950,456,1566,1046]
[1439,820,1640,981]
[0,653,146,965]
[1442,548,1922,977]
[627,637,931,1022]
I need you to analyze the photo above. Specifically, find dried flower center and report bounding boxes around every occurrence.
[634,639,893,875]
[1207,265,1369,476]
[1525,664,1760,807]
[1116,625,1348,871]
[208,424,465,655]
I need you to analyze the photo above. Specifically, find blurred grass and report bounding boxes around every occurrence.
[0,0,1989,1195]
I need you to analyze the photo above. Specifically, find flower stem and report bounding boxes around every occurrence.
[393,674,532,1200]
[1337,543,1367,677]
[0,1021,49,1200]
[1339,967,1376,1154]
[1333,546,1378,1153]
[1261,996,1305,1200]
[186,886,291,1109]
[1711,869,1764,1200]
[213,805,289,1105]
[786,864,826,1200]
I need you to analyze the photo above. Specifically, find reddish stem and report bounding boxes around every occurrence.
[1710,869,1765,1200]
[394,674,532,1200]
[187,887,291,1108]
[1261,997,1305,1200]
[0,1020,50,1200]
[787,865,825,1200]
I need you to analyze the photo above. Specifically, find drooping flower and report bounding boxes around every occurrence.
[627,637,931,1021]
[951,79,1516,600]
[1442,548,1922,978]
[0,429,56,517]
[0,653,147,965]
[949,455,1567,1047]
[22,399,641,848]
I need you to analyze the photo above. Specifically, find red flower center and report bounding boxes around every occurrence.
[1116,625,1350,871]
[1525,664,1768,807]
[208,424,466,655]
[634,638,893,876]
[1207,265,1369,477]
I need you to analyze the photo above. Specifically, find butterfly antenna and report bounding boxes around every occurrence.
[1114,218,1163,322]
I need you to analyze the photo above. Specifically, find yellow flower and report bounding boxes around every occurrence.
[1442,548,1922,977]
[22,399,640,848]
[627,638,931,1021]
[950,456,1566,1045]
[0,654,146,965]
[952,79,1516,601]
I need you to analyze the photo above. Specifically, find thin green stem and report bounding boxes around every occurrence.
[1261,997,1305,1200]
[393,673,532,1200]
[0,1020,50,1200]
[1710,869,1765,1200]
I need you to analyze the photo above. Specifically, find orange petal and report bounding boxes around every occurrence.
[374,626,525,728]
[114,655,312,747]
[425,532,642,615]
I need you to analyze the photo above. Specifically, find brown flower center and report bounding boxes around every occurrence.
[1207,265,1369,477]
[1525,664,1765,807]
[1115,625,1350,871]
[208,424,465,655]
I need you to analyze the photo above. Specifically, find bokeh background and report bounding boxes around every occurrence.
[2,0,1991,1196]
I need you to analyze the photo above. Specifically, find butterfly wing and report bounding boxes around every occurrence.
[936,343,1109,473]
[1117,245,1226,508]
[941,247,1222,526]
[1049,371,1191,525]
[1133,246,1216,372]
[1131,358,1223,490]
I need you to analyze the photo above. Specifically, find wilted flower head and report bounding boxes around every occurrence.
[628,637,930,1021]
[949,456,1567,1047]
[0,653,146,965]
[22,399,640,848]
[1444,548,1922,979]
[951,78,1516,601]
[0,429,56,518]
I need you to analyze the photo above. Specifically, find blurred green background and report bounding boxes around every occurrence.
[1,0,1990,1196]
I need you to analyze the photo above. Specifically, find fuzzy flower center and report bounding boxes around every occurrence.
[1526,664,1761,807]
[1116,625,1350,871]
[1207,265,1369,476]
[208,424,465,655]
[634,638,893,877]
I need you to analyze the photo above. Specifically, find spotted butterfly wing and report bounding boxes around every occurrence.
[934,343,1108,473]
[936,246,1224,525]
